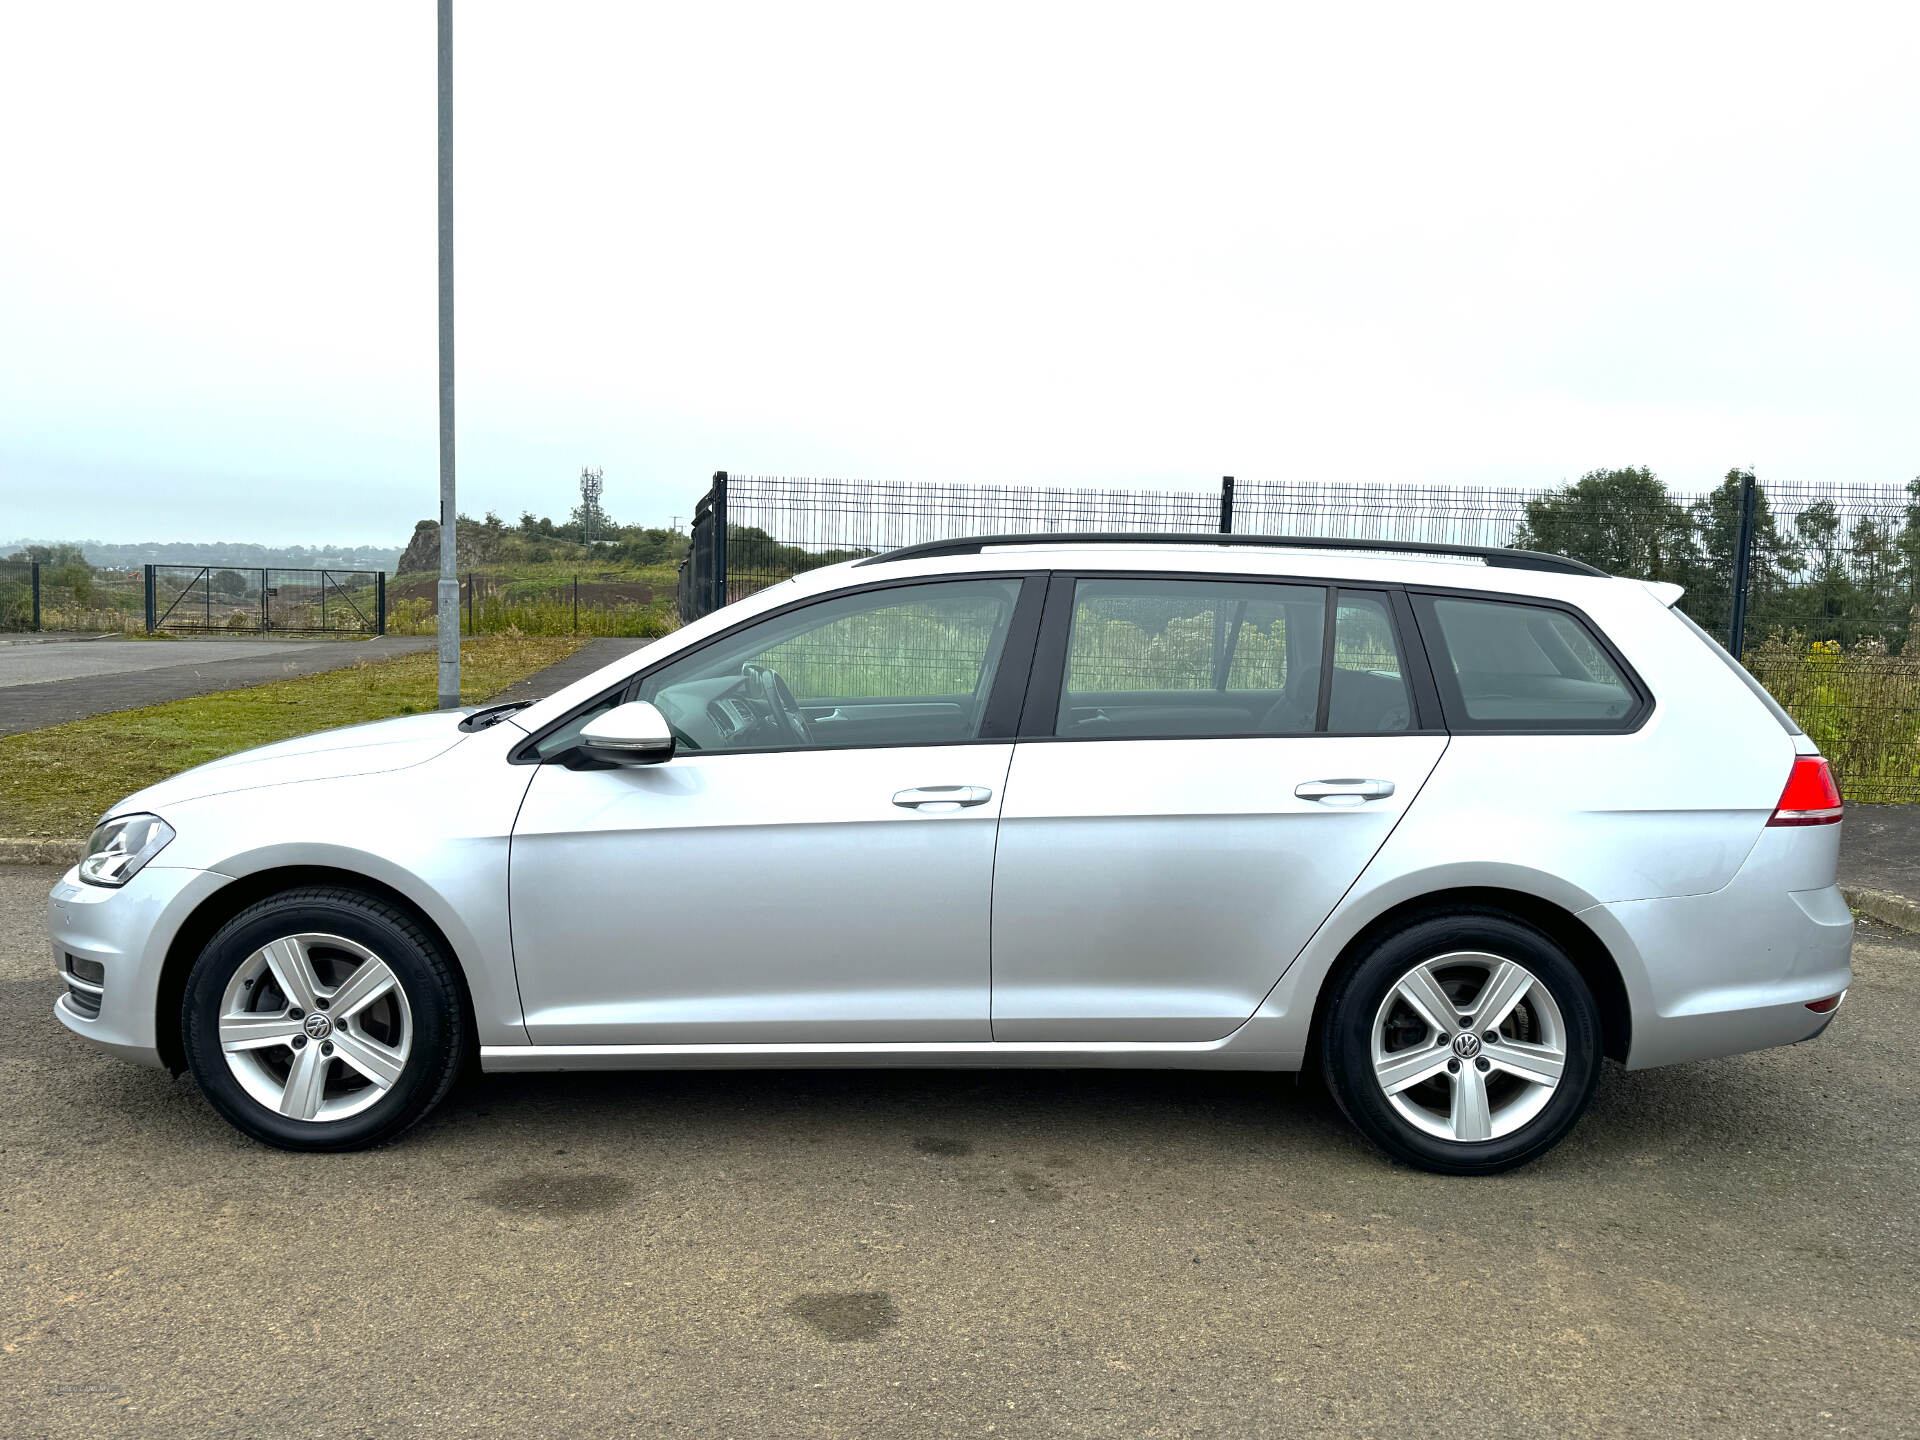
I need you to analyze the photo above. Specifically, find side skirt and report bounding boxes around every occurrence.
[479,1040,1303,1073]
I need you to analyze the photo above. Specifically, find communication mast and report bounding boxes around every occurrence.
[579,466,605,544]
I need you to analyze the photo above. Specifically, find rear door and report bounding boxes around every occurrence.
[989,575,1447,1042]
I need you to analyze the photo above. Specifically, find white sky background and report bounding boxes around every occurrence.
[1,1,1915,545]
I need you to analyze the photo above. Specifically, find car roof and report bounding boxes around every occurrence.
[781,540,1641,606]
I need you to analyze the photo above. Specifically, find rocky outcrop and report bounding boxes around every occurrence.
[397,519,486,575]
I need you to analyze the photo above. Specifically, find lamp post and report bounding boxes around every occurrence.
[435,0,460,709]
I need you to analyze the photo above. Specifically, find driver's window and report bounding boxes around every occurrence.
[637,578,1025,752]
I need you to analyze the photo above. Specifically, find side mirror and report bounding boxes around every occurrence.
[579,700,676,766]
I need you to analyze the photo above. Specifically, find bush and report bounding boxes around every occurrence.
[1749,631,1920,802]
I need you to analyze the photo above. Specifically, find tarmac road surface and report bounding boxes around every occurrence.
[2,864,1915,1439]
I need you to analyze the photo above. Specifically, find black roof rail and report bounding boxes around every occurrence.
[852,532,1609,577]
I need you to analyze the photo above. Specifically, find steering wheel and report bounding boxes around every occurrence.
[741,663,811,745]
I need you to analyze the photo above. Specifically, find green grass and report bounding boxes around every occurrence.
[0,632,586,840]
[385,562,682,639]
[1749,635,1920,803]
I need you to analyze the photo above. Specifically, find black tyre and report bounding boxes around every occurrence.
[1319,910,1603,1175]
[181,887,467,1151]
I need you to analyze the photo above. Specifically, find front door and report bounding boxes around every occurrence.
[990,576,1447,1042]
[510,574,1039,1045]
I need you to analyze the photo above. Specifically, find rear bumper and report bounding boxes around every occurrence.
[1590,837,1853,1070]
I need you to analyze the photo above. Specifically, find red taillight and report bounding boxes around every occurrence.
[1768,755,1843,827]
[1805,992,1846,1014]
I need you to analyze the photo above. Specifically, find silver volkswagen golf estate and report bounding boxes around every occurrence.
[48,534,1852,1174]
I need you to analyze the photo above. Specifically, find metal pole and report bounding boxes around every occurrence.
[1219,476,1235,534]
[30,561,40,631]
[376,572,387,635]
[435,0,461,707]
[1728,472,1757,658]
[711,471,729,612]
[466,572,474,636]
[573,576,579,633]
[144,565,156,633]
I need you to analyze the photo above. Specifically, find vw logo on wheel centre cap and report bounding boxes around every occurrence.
[303,1012,334,1041]
[1451,1031,1482,1059]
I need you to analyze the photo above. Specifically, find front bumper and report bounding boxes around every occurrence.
[48,864,232,1069]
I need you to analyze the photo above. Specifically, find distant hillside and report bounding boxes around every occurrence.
[395,515,686,576]
[1,539,403,572]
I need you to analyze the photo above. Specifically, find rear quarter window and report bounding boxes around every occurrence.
[1416,594,1645,731]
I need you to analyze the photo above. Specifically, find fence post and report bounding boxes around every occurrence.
[572,577,579,633]
[376,572,387,635]
[710,471,729,613]
[465,572,474,636]
[1219,476,1235,534]
[1728,472,1757,658]
[144,565,156,633]
[30,562,40,631]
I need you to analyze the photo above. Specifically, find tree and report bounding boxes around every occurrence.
[6,543,87,568]
[567,497,615,543]
[1513,467,1700,585]
[1898,476,1920,654]
[1687,469,1801,644]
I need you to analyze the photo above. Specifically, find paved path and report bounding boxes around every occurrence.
[0,636,432,736]
[1839,803,1920,906]
[479,635,655,705]
[2,863,1916,1438]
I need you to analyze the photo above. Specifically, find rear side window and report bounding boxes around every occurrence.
[1329,593,1413,734]
[1055,579,1327,737]
[1048,579,1420,739]
[1417,595,1644,731]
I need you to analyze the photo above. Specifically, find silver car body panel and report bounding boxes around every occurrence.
[49,542,1850,1080]
[988,735,1447,1042]
[510,744,1016,1044]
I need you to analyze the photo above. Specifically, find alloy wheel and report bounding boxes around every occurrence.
[216,932,413,1122]
[1369,950,1567,1143]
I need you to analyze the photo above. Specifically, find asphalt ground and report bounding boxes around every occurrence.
[476,636,652,706]
[2,866,1916,1438]
[0,637,432,737]
[1839,803,1920,910]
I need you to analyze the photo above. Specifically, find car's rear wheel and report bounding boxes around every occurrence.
[182,887,466,1151]
[1320,911,1603,1175]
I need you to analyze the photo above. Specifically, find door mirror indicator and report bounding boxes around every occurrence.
[579,701,677,766]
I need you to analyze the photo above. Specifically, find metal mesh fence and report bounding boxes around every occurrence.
[0,560,33,631]
[0,561,146,633]
[380,572,678,638]
[720,474,1223,603]
[675,471,1920,800]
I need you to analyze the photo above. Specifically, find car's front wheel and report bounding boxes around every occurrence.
[1320,911,1603,1175]
[182,887,466,1151]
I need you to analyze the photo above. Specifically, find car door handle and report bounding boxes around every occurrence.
[892,786,993,812]
[1294,778,1396,805]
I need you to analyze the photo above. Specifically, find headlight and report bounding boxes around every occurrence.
[78,813,176,888]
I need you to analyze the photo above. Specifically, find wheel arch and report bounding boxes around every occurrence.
[153,865,479,1075]
[1303,886,1633,1065]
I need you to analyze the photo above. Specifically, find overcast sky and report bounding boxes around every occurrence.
[2,1,1916,546]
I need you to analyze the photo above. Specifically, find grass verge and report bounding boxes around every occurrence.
[0,632,585,840]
